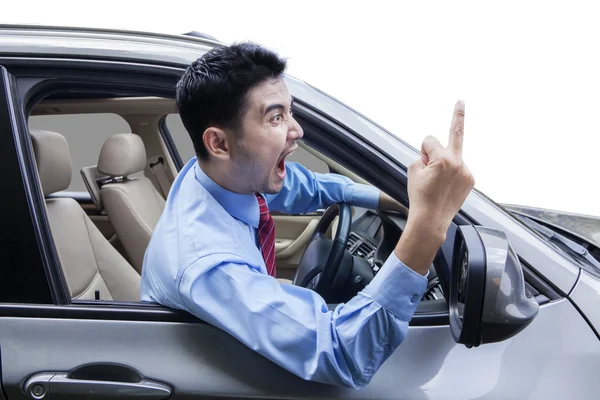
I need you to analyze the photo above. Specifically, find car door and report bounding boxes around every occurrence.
[1,59,600,400]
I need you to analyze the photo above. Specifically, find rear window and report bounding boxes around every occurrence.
[28,113,131,191]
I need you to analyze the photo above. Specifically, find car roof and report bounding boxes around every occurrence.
[0,24,221,67]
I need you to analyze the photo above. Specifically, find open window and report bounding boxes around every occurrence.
[14,62,552,334]
[18,72,442,321]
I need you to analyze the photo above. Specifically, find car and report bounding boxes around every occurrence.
[0,24,598,400]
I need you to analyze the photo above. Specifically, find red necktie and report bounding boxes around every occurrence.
[255,193,276,277]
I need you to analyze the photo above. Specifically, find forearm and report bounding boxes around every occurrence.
[376,192,443,276]
[179,256,427,389]
[394,219,446,276]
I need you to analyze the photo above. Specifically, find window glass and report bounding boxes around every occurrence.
[165,113,195,164]
[287,146,329,174]
[28,113,131,192]
[164,113,330,173]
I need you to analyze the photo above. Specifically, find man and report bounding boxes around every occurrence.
[141,42,474,389]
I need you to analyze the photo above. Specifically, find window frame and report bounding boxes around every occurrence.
[0,58,212,323]
[158,114,184,170]
[0,66,57,305]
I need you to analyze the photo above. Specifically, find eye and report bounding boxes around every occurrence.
[271,114,283,122]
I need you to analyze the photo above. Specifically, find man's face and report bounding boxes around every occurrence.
[228,78,304,194]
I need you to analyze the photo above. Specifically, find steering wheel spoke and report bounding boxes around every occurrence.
[292,203,353,303]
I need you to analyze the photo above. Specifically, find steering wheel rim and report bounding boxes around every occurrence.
[292,202,352,301]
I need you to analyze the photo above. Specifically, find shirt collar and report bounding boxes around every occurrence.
[194,162,260,229]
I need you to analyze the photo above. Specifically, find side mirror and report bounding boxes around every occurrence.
[449,225,539,348]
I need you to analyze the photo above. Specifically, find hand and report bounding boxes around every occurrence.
[394,101,475,275]
[407,100,475,233]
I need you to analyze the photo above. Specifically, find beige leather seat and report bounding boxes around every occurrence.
[97,133,165,274]
[30,129,141,302]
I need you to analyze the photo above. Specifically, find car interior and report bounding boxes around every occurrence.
[26,93,444,307]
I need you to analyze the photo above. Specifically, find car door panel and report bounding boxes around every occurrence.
[1,299,598,399]
[273,212,341,280]
[273,214,320,279]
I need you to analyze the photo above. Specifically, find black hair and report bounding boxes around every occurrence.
[175,42,287,160]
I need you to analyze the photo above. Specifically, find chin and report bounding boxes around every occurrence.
[263,180,284,195]
[264,185,283,195]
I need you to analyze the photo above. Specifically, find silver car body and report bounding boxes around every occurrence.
[0,25,597,399]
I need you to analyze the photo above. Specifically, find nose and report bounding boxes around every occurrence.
[288,116,304,141]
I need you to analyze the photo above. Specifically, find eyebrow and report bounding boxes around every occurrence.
[263,97,295,116]
[264,103,285,116]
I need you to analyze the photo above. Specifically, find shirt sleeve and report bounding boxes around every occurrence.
[177,250,428,389]
[263,162,380,214]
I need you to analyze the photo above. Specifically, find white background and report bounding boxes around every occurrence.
[3,0,599,216]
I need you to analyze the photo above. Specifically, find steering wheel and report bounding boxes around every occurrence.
[292,202,353,302]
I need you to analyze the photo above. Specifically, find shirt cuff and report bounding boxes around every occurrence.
[361,251,429,321]
[344,183,380,210]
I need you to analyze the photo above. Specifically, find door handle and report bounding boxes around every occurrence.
[24,364,172,400]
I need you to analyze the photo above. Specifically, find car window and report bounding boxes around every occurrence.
[28,113,131,192]
[164,113,195,164]
[286,146,330,174]
[164,113,330,173]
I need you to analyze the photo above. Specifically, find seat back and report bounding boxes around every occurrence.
[97,133,165,273]
[30,129,140,301]
[80,165,107,210]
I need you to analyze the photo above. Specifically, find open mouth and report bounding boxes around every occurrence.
[275,147,296,177]
[276,158,285,174]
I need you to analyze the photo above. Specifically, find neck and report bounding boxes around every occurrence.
[198,158,248,194]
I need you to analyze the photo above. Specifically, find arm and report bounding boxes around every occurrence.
[178,251,428,389]
[394,101,475,275]
[264,162,380,214]
[178,101,473,388]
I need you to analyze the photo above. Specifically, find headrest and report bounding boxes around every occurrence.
[97,133,147,177]
[30,129,72,196]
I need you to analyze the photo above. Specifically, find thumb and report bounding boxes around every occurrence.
[409,156,426,174]
[421,135,443,165]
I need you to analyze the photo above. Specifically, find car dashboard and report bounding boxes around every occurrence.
[347,209,445,302]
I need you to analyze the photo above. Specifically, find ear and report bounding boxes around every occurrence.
[203,127,231,160]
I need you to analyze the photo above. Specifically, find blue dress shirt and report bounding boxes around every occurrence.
[141,157,428,389]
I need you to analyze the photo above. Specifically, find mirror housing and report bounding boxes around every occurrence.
[449,225,539,348]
